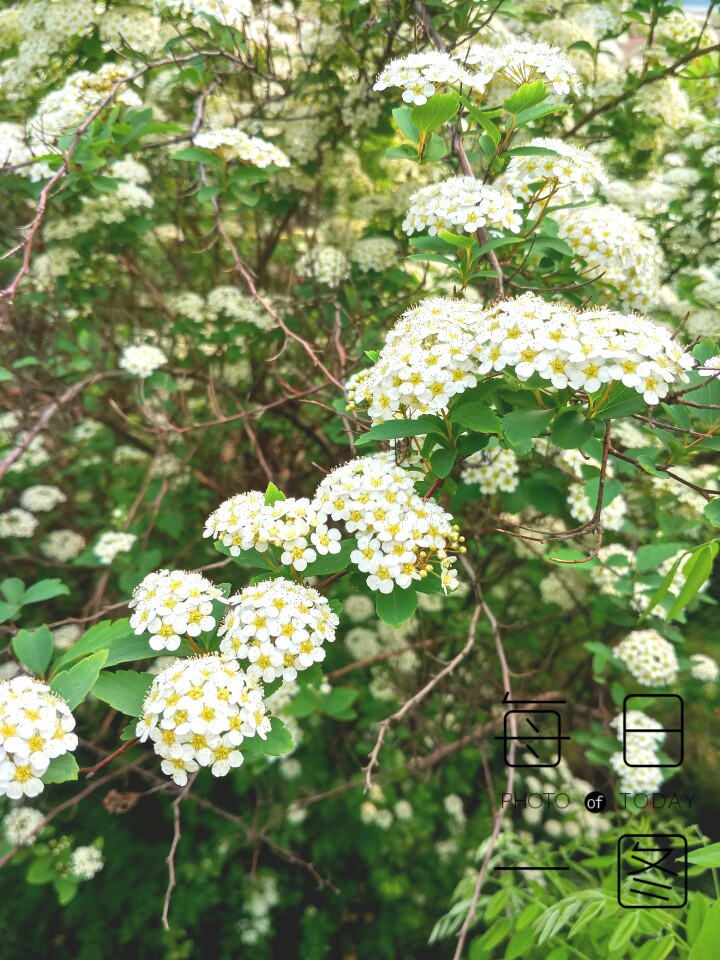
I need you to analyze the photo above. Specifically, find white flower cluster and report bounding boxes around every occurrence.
[373,51,492,105]
[567,482,627,531]
[474,294,693,404]
[204,492,330,571]
[659,10,700,45]
[690,654,719,683]
[349,298,478,422]
[402,177,522,237]
[193,128,290,168]
[350,237,399,273]
[3,806,44,847]
[521,758,610,840]
[461,445,519,494]
[28,63,141,157]
[136,655,271,785]
[553,204,663,311]
[19,485,66,513]
[0,121,33,167]
[466,40,583,96]
[589,543,634,596]
[0,677,78,799]
[295,245,350,286]
[614,629,679,687]
[129,570,224,652]
[0,509,38,539]
[635,78,691,129]
[313,453,461,593]
[168,286,276,331]
[119,343,167,378]
[504,138,608,200]
[40,529,86,562]
[218,578,339,682]
[93,531,137,565]
[70,845,104,880]
[100,5,163,53]
[609,710,667,795]
[699,355,720,377]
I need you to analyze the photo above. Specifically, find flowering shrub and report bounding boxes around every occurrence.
[1,1,720,958]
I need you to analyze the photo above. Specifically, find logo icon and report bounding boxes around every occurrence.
[617,834,688,908]
[496,693,569,767]
[623,695,684,768]
[584,791,607,813]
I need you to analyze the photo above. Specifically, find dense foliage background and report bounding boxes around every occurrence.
[1,1,720,958]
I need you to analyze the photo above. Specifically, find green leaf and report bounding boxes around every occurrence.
[515,102,570,127]
[703,499,720,527]
[104,633,154,668]
[92,670,154,717]
[430,446,456,478]
[632,937,674,960]
[54,619,134,672]
[12,625,54,676]
[55,878,80,905]
[688,896,710,944]
[666,544,715,621]
[301,539,355,577]
[421,132,448,163]
[90,175,119,193]
[504,80,548,115]
[638,556,683,622]
[385,144,418,160]
[411,93,460,132]
[264,482,286,506]
[375,587,418,626]
[551,409,594,449]
[261,717,294,756]
[502,409,554,448]
[1,578,25,604]
[50,651,108,710]
[0,602,20,625]
[173,146,222,165]
[392,107,420,143]
[356,416,445,446]
[505,146,560,157]
[689,901,720,960]
[22,579,70,605]
[41,752,79,785]
[458,95,501,146]
[322,687,358,719]
[593,383,647,420]
[607,911,639,952]
[505,925,535,959]
[686,843,720,868]
[438,229,474,249]
[450,403,502,434]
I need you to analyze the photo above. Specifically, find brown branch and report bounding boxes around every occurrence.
[161,772,197,931]
[566,42,720,137]
[363,603,482,790]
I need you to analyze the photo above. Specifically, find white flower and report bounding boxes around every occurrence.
[119,344,167,378]
[462,446,519,494]
[350,237,399,273]
[19,486,66,513]
[0,509,38,539]
[466,40,582,97]
[193,128,290,168]
[614,629,679,687]
[313,452,461,594]
[610,751,665,795]
[567,482,627,531]
[698,355,720,377]
[553,204,663,312]
[295,246,350,286]
[690,654,719,683]
[610,710,666,752]
[137,654,274,785]
[52,625,82,650]
[373,52,491,105]
[0,677,78,800]
[219,578,338,683]
[40,530,86,562]
[503,138,607,201]
[70,845,104,880]
[129,570,224,652]
[93,531,137,565]
[3,807,44,846]
[402,177,522,237]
